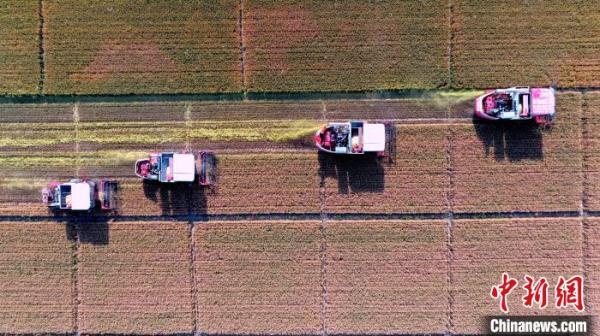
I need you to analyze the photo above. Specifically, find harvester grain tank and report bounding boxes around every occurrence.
[473,87,556,125]
[135,151,216,186]
[42,179,118,211]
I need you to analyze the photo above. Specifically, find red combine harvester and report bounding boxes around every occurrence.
[473,87,556,126]
[42,179,118,212]
[135,151,216,186]
[315,121,395,159]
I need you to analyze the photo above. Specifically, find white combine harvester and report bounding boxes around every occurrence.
[135,151,216,185]
[314,121,394,158]
[42,179,118,212]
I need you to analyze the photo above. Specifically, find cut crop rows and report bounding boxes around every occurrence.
[0,222,73,333]
[584,92,600,211]
[326,219,448,333]
[77,221,192,333]
[451,92,584,212]
[452,218,585,334]
[195,220,322,334]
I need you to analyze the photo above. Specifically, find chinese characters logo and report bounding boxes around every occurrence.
[490,273,584,313]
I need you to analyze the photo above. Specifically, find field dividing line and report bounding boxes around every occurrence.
[187,220,199,335]
[579,93,591,314]
[446,0,454,87]
[318,156,329,335]
[184,103,192,152]
[73,104,80,177]
[444,109,456,333]
[238,0,247,97]
[321,101,328,121]
[67,222,80,335]
[37,0,46,93]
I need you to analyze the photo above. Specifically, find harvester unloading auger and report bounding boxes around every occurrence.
[42,179,118,212]
[135,151,217,186]
[315,120,396,163]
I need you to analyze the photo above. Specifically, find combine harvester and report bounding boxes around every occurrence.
[42,179,118,212]
[473,87,556,126]
[315,121,395,160]
[135,151,216,186]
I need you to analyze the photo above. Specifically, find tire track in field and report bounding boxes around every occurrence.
[318,98,329,335]
[444,103,455,334]
[66,221,80,335]
[238,0,247,96]
[580,93,592,314]
[37,0,46,93]
[446,0,454,88]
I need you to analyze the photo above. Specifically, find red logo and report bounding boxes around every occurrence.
[491,273,518,313]
[491,274,584,313]
[555,275,584,312]
[522,275,548,309]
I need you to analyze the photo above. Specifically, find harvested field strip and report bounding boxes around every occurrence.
[195,220,322,334]
[452,217,585,334]
[0,222,73,333]
[77,221,192,333]
[0,1,40,94]
[584,218,600,331]
[326,219,448,333]
[323,124,449,214]
[44,0,242,94]
[584,92,600,211]
[451,92,584,212]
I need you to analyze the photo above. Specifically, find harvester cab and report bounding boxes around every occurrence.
[474,87,556,126]
[42,179,118,211]
[315,120,395,161]
[135,151,216,186]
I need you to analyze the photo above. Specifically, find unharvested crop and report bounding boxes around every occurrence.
[0,1,39,94]
[244,0,449,92]
[452,0,600,88]
[44,0,241,94]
